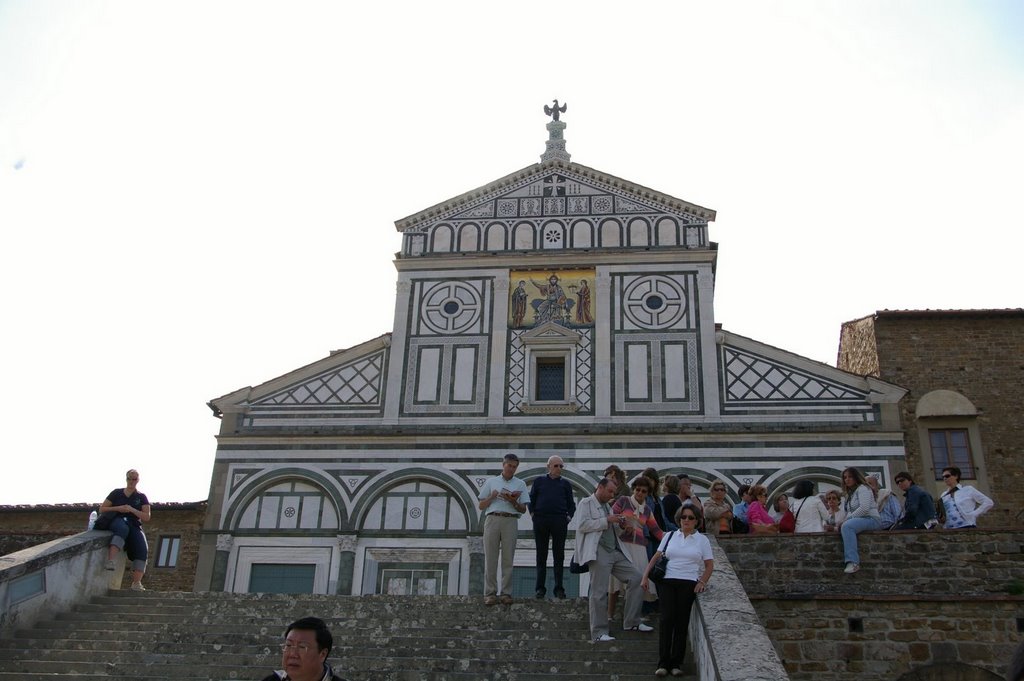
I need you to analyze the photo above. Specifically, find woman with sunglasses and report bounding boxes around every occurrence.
[612,478,665,608]
[702,480,734,535]
[938,466,993,529]
[99,468,151,591]
[641,507,713,678]
[824,489,846,532]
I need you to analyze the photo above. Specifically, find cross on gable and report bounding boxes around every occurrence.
[543,175,565,196]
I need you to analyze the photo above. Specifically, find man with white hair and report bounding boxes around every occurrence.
[528,455,576,599]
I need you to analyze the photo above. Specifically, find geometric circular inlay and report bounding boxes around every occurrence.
[284,507,296,518]
[622,275,687,329]
[421,281,483,334]
[409,507,422,519]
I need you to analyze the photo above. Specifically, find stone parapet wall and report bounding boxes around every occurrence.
[755,596,1020,680]
[720,529,1024,680]
[0,503,206,592]
[719,529,1023,597]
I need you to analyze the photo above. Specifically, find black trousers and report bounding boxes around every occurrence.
[658,578,697,670]
[533,514,569,590]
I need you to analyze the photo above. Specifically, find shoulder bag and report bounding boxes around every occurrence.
[649,531,675,583]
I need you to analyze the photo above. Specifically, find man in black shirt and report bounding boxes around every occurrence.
[528,456,576,599]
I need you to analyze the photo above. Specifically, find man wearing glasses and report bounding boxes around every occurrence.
[262,617,348,681]
[528,455,576,599]
[892,472,937,530]
[478,453,531,605]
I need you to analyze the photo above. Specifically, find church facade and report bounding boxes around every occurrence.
[194,111,906,596]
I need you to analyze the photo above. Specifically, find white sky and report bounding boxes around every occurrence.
[1,1,1021,506]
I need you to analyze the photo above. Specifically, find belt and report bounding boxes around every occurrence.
[489,512,520,518]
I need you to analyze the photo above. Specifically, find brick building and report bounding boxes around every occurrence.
[0,501,206,591]
[837,309,1024,524]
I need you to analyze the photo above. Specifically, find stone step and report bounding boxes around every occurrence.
[0,636,658,663]
[0,591,681,681]
[0,654,670,677]
[0,632,653,654]
[0,674,671,681]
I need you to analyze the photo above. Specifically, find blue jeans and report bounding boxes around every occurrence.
[109,516,149,572]
[841,516,881,565]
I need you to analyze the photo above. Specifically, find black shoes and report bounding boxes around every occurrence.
[535,588,546,599]
[554,587,567,599]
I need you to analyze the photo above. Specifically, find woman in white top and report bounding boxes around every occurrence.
[641,506,713,678]
[824,489,846,532]
[790,480,830,533]
[939,466,994,529]
[840,467,881,574]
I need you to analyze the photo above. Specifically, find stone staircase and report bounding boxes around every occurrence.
[0,591,679,680]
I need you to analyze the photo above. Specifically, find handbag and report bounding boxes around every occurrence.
[569,554,589,574]
[779,509,796,533]
[92,511,119,531]
[649,531,675,583]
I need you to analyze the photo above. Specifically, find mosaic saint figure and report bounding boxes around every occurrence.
[511,280,528,327]
[575,279,593,324]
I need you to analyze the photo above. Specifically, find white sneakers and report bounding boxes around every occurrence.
[598,621,653,642]
[655,669,668,678]
[844,562,860,574]
[130,582,146,591]
[104,559,115,571]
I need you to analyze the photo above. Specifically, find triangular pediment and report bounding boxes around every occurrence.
[395,160,715,233]
[208,334,391,415]
[717,330,906,409]
[520,320,582,345]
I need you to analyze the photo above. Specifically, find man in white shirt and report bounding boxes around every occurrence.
[478,453,530,605]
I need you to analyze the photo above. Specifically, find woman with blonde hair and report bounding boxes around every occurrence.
[702,479,734,536]
[746,484,778,534]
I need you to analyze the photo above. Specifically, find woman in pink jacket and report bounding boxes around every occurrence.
[746,484,778,533]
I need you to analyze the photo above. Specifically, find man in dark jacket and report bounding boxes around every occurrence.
[528,455,576,599]
[262,617,348,681]
[894,472,937,530]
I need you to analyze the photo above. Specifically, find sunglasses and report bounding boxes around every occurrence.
[679,515,697,521]
[942,474,953,479]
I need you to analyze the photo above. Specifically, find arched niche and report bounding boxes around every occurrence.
[232,477,341,532]
[916,389,978,417]
[356,474,471,534]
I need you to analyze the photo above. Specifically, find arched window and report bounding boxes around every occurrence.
[361,480,468,532]
[235,480,339,531]
[915,389,987,484]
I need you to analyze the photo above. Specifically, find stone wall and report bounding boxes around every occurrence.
[719,530,1024,680]
[838,310,1024,525]
[0,502,206,592]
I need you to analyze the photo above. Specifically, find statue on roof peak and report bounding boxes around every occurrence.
[544,100,567,121]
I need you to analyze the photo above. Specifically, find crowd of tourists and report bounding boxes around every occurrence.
[477,455,996,678]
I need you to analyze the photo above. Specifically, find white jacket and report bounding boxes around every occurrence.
[570,493,631,564]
